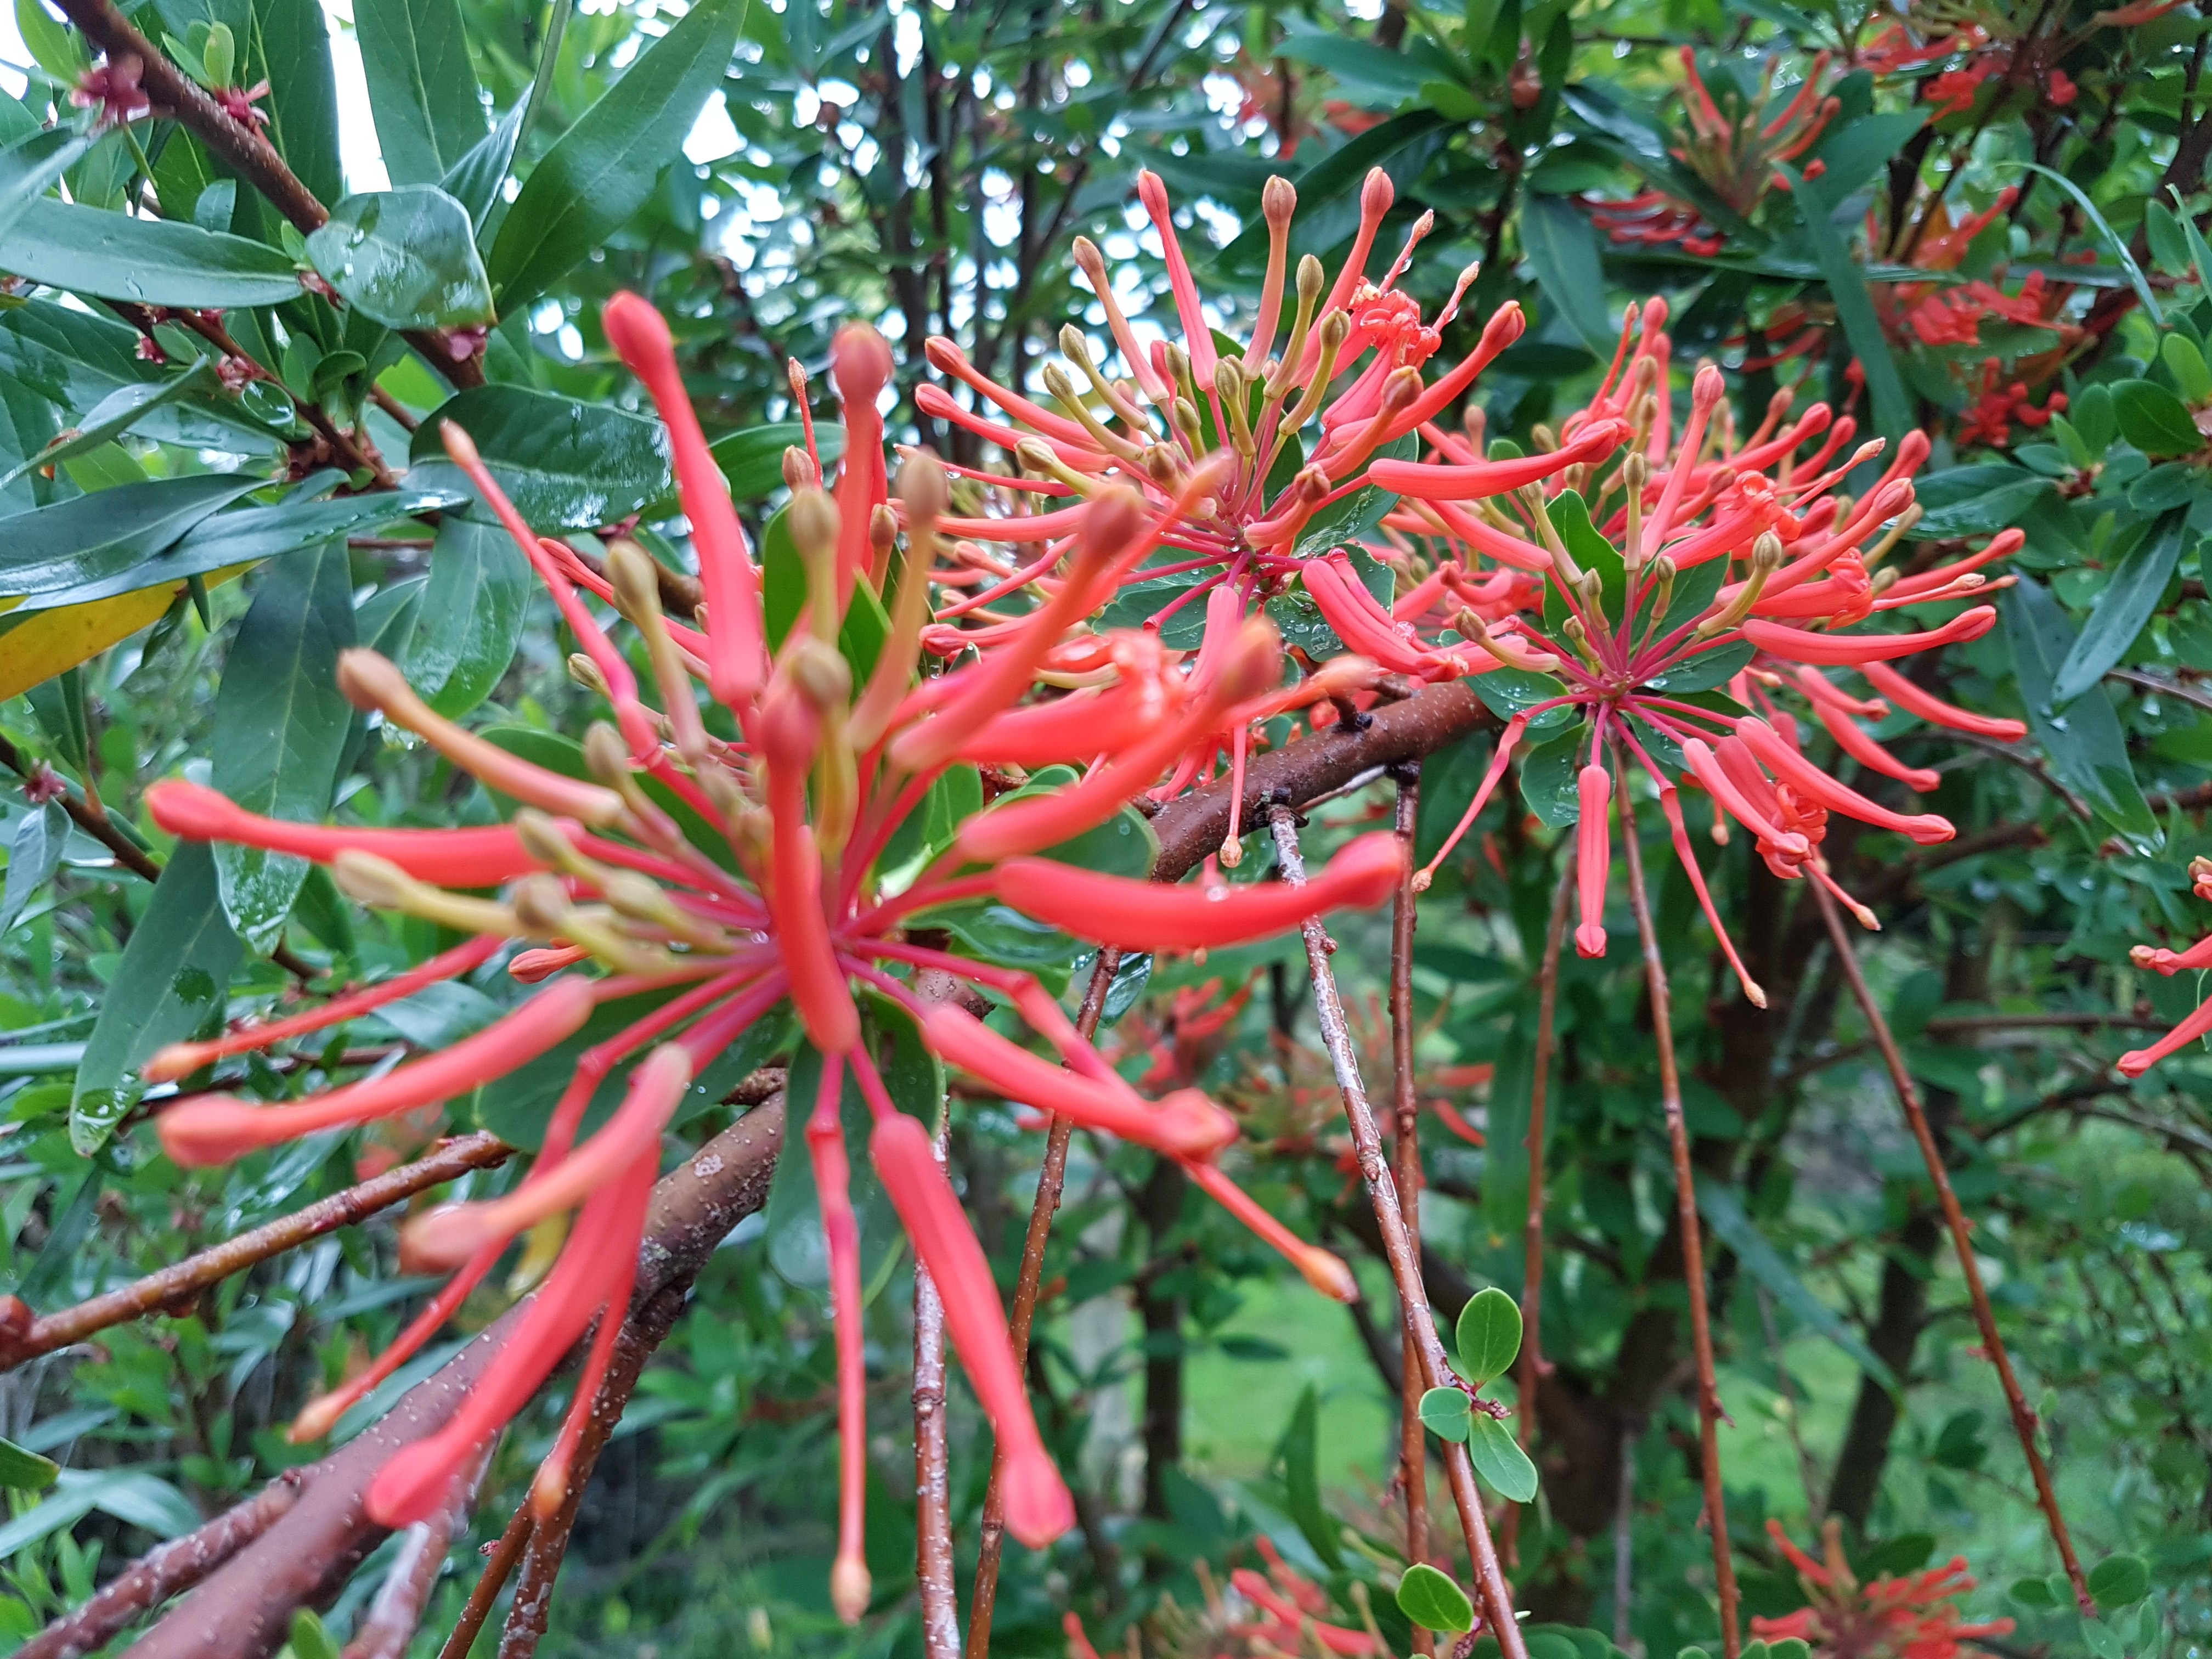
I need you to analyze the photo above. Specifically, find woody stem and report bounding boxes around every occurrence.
[436,1503,534,1659]
[965,947,1120,1659]
[1386,768,1431,1647]
[1268,805,1526,1659]
[1502,856,1572,1567]
[1612,754,1738,1659]
[1810,881,2092,1614]
[915,1107,960,1659]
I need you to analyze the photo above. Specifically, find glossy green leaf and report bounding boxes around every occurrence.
[2052,511,2187,706]
[210,541,357,951]
[1397,1564,1476,1635]
[1520,192,1613,356]
[1518,725,1584,827]
[0,1436,58,1491]
[1805,109,1925,203]
[0,359,221,493]
[1290,433,1414,561]
[1454,1285,1523,1385]
[1908,464,2054,539]
[2004,577,2160,852]
[0,297,278,455]
[408,387,672,529]
[70,842,242,1154]
[486,0,749,313]
[1465,1412,1539,1502]
[289,1609,342,1659]
[1781,165,1912,441]
[441,97,527,231]
[710,421,846,502]
[355,0,484,183]
[0,475,263,608]
[2006,162,2158,326]
[1695,1175,1897,1390]
[0,126,93,245]
[0,802,70,935]
[1419,1385,1473,1442]
[405,515,533,718]
[1467,667,1577,734]
[2087,1554,2151,1611]
[306,187,494,329]
[1281,1383,1341,1567]
[14,0,88,79]
[2,199,305,308]
[2111,379,2202,458]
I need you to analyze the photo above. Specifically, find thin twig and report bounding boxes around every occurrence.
[1613,757,1738,1658]
[915,1107,959,1659]
[1387,771,1430,1644]
[1504,859,1572,1566]
[343,1446,487,1659]
[1268,806,1527,1659]
[1611,1427,1637,1652]
[0,1133,509,1369]
[1811,883,2092,1613]
[436,1505,535,1659]
[966,948,1119,1658]
[14,1471,304,1659]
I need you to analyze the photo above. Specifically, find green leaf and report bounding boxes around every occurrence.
[1642,639,1754,696]
[441,97,527,230]
[487,0,749,313]
[2009,1578,2058,1610]
[2052,511,2187,706]
[0,359,221,493]
[1290,434,1414,561]
[2,199,306,308]
[0,475,263,609]
[289,1608,342,1659]
[1520,193,1613,356]
[2004,577,2160,852]
[1518,725,1584,827]
[1466,1413,1539,1501]
[14,0,88,79]
[710,421,847,502]
[306,187,494,329]
[1908,464,2054,539]
[0,297,278,455]
[1281,1383,1341,1567]
[2005,162,2158,327]
[1781,165,1912,441]
[2111,379,2203,457]
[2087,1554,2151,1611]
[1396,1564,1476,1635]
[1805,109,1926,204]
[0,126,93,245]
[408,386,673,529]
[1694,1176,1898,1390]
[404,515,533,718]
[1418,1385,1474,1443]
[0,802,70,934]
[210,541,357,951]
[0,1437,57,1491]
[354,0,484,183]
[1454,1286,1523,1386]
[2079,1614,2126,1659]
[70,842,242,1154]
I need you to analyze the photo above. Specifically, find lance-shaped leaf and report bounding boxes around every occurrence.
[0,125,93,244]
[355,0,486,183]
[404,515,535,718]
[408,386,672,529]
[3,200,306,308]
[0,475,264,610]
[0,360,221,493]
[2005,577,2160,853]
[1780,163,1912,441]
[2052,510,2188,707]
[1521,191,1613,356]
[1695,1175,1897,1391]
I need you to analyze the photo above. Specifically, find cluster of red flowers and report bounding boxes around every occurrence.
[1065,1536,1384,1659]
[1756,1519,2015,1659]
[139,169,2028,1621]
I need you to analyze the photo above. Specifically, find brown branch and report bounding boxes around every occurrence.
[0,732,161,883]
[1,1133,510,1369]
[1267,806,1527,1659]
[48,0,483,387]
[1503,857,1572,1566]
[14,1470,304,1659]
[1386,771,1429,1635]
[915,1109,959,1659]
[343,1448,487,1659]
[436,1504,533,1659]
[1151,683,1494,883]
[87,1102,785,1659]
[966,947,1119,1658]
[1615,759,1738,1658]
[1812,883,2092,1613]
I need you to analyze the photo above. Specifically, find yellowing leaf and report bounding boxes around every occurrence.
[0,564,249,700]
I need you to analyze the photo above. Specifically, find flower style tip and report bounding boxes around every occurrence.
[1002,1441,1080,1549]
[831,1554,873,1624]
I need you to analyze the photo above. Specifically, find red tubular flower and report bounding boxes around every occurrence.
[871,1109,1075,1546]
[994,833,1403,954]
[1859,661,2028,741]
[148,780,545,887]
[1575,763,1612,958]
[1741,606,1996,666]
[1756,1519,2013,1659]
[1734,716,1953,844]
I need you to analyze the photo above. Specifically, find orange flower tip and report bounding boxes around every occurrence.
[1744,981,1770,1010]
[159,1099,274,1167]
[286,1391,348,1444]
[1359,165,1394,216]
[1000,1446,1077,1548]
[1574,925,1607,960]
[145,777,232,840]
[831,1554,873,1625]
[139,1041,205,1086]
[922,335,965,374]
[366,1442,465,1528]
[1902,816,1955,846]
[832,322,894,404]
[438,419,482,470]
[1297,1247,1359,1304]
[1158,1088,1240,1158]
[2117,1051,2153,1079]
[530,1456,572,1520]
[1262,174,1296,225]
[510,945,583,984]
[600,289,672,366]
[399,1204,490,1274]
